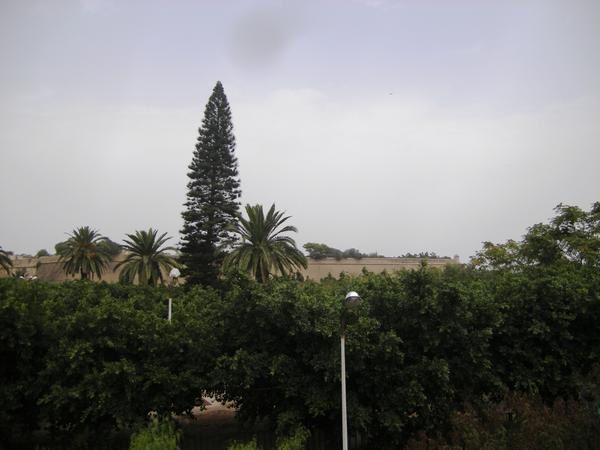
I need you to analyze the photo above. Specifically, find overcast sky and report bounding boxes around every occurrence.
[1,0,599,261]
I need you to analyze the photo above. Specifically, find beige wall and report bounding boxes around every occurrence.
[1,255,459,282]
[302,256,458,279]
[3,254,125,282]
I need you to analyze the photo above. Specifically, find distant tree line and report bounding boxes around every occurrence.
[303,243,451,261]
[397,251,451,259]
[303,243,379,260]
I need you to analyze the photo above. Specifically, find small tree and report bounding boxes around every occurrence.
[472,202,600,270]
[224,204,307,283]
[115,229,178,286]
[57,226,112,280]
[101,238,123,258]
[303,242,345,260]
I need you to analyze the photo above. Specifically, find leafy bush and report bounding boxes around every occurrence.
[0,279,48,444]
[129,417,180,450]
[227,439,260,450]
[0,279,221,446]
[406,391,600,450]
[276,427,310,450]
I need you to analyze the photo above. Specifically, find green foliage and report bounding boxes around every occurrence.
[303,242,370,260]
[473,202,600,270]
[225,433,310,450]
[214,270,471,445]
[56,237,121,261]
[36,249,50,257]
[129,417,180,450]
[0,260,600,448]
[56,226,113,280]
[2,202,600,447]
[304,247,448,259]
[341,248,365,259]
[41,285,219,437]
[303,242,334,259]
[276,427,310,450]
[406,389,600,450]
[2,260,600,447]
[471,240,523,270]
[224,204,307,282]
[398,251,449,259]
[227,439,261,450]
[100,238,123,257]
[0,246,12,274]
[55,240,68,255]
[214,249,600,447]
[180,80,241,287]
[115,228,178,286]
[0,279,48,443]
[0,279,221,447]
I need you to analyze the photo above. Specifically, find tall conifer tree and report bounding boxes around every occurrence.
[180,81,241,286]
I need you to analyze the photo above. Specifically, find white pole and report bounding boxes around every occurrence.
[168,298,172,322]
[341,334,348,450]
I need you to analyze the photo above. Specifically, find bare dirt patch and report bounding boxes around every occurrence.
[177,397,237,426]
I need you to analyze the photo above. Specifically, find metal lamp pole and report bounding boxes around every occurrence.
[168,267,181,322]
[341,291,361,450]
[341,331,348,450]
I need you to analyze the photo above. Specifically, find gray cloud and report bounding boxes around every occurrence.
[228,4,303,70]
[1,0,599,262]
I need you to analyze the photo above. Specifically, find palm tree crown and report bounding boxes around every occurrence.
[224,204,307,283]
[57,226,112,280]
[0,246,13,275]
[114,228,178,286]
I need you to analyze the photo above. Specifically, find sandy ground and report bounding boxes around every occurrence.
[176,397,237,426]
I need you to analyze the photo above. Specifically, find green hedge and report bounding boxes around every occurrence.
[0,280,222,448]
[1,259,600,448]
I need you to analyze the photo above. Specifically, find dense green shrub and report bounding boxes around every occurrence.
[212,259,600,447]
[40,283,220,436]
[406,389,600,450]
[0,279,49,444]
[0,280,221,447]
[276,427,310,450]
[129,417,180,450]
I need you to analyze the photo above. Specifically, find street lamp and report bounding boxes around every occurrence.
[167,268,181,322]
[341,291,361,450]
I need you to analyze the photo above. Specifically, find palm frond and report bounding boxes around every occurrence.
[0,246,13,275]
[224,204,307,282]
[56,226,111,279]
[114,228,178,286]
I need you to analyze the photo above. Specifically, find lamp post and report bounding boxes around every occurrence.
[168,268,181,322]
[341,291,361,450]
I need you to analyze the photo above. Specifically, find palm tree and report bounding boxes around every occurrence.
[57,226,112,280]
[0,246,12,275]
[114,228,178,286]
[224,204,307,283]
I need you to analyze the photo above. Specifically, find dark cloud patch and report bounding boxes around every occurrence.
[228,4,302,70]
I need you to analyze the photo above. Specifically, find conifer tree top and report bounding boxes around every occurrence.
[180,81,241,286]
